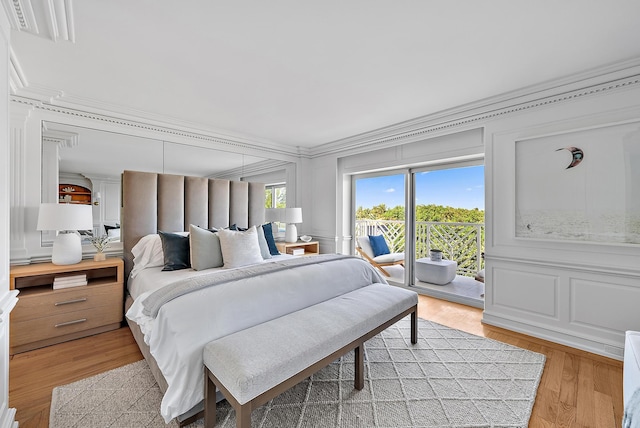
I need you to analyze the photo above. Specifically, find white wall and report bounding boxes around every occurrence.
[309,62,640,360]
[0,3,19,426]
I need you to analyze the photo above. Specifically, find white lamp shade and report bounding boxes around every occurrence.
[285,207,302,224]
[37,203,93,231]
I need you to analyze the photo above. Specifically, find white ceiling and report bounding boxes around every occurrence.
[8,0,640,150]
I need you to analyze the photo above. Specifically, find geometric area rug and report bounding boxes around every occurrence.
[50,317,545,428]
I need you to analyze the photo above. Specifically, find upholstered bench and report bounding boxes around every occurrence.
[203,283,418,428]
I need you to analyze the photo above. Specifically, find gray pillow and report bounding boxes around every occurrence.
[189,224,223,271]
[218,226,263,269]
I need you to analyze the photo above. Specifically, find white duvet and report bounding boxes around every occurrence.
[126,256,386,422]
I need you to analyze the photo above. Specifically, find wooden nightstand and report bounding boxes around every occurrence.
[275,241,319,256]
[9,258,124,355]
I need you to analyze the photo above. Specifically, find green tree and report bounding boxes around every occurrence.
[358,203,484,223]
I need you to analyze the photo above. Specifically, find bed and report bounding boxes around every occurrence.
[121,171,389,425]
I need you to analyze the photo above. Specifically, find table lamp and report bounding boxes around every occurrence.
[37,203,93,265]
[284,207,302,243]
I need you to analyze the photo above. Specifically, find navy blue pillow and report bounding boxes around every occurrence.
[159,231,191,271]
[368,235,390,257]
[262,223,280,255]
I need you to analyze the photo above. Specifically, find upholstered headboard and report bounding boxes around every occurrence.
[121,170,265,282]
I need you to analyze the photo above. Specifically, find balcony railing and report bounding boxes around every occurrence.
[355,219,485,277]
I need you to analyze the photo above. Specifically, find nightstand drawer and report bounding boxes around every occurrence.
[11,283,122,322]
[11,304,123,346]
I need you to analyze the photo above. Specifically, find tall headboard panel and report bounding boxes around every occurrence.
[122,170,265,282]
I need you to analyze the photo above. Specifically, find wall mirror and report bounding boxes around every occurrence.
[41,121,270,248]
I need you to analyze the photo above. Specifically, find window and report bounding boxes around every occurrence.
[265,184,286,209]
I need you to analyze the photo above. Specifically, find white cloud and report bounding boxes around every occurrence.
[384,188,395,193]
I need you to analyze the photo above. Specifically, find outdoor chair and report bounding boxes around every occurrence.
[356,235,404,277]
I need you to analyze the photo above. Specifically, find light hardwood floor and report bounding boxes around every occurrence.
[9,294,623,428]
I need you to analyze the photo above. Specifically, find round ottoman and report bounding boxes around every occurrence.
[415,257,457,285]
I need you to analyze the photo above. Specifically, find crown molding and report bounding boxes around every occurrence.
[45,0,74,42]
[50,91,295,153]
[10,95,303,161]
[1,0,74,41]
[310,57,640,158]
[2,0,38,33]
[42,123,78,149]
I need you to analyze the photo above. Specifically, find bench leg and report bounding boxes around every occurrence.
[204,368,217,428]
[354,344,364,390]
[411,309,417,344]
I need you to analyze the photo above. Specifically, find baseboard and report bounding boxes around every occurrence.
[482,311,625,361]
[0,407,18,428]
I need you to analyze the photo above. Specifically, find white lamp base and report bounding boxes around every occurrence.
[52,232,83,265]
[285,224,298,243]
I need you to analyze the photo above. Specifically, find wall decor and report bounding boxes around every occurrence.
[515,121,640,244]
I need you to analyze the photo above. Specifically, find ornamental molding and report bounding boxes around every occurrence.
[3,0,37,32]
[10,95,303,160]
[41,126,78,149]
[310,59,640,159]
[9,57,640,162]
[2,0,74,41]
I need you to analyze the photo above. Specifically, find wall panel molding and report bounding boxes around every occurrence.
[492,267,558,319]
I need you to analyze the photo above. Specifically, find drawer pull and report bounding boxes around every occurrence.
[54,298,88,306]
[55,318,87,328]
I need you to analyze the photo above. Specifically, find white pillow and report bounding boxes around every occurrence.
[218,226,263,269]
[130,234,164,278]
[189,224,223,270]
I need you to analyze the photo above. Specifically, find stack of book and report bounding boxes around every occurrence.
[53,273,88,290]
[291,248,305,256]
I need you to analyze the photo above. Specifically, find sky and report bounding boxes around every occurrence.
[355,165,485,210]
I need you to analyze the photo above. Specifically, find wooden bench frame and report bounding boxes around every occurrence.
[204,304,418,428]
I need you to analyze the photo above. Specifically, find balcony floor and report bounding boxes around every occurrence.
[384,265,485,309]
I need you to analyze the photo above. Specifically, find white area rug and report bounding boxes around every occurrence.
[50,318,545,427]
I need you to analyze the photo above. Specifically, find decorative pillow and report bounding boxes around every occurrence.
[130,234,164,278]
[368,235,390,257]
[218,226,263,268]
[255,225,272,260]
[104,224,120,235]
[261,222,280,255]
[159,231,191,271]
[188,224,223,270]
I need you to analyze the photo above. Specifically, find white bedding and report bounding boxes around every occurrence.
[128,254,294,299]
[126,255,386,422]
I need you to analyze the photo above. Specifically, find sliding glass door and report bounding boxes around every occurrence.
[354,171,407,283]
[352,161,485,306]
